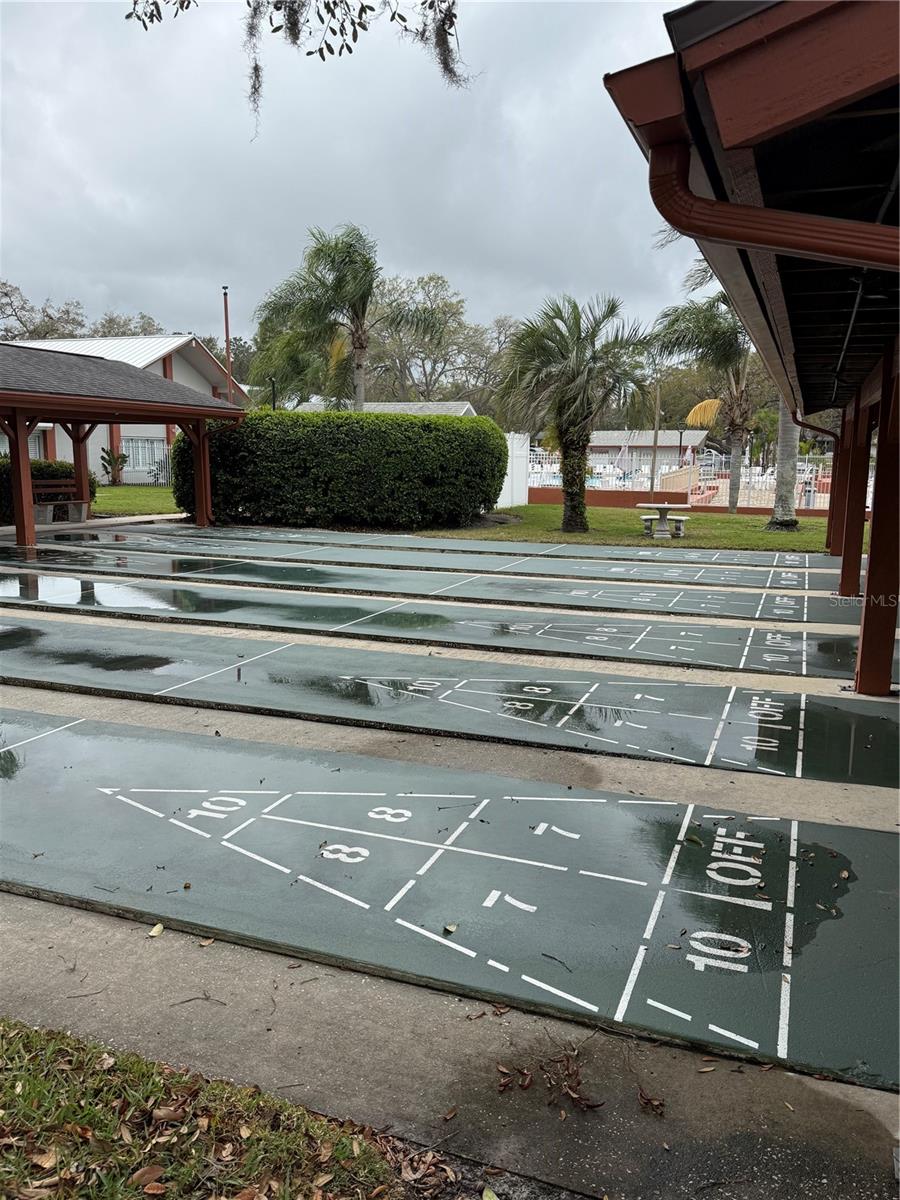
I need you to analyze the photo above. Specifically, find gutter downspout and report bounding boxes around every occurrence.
[649,143,900,273]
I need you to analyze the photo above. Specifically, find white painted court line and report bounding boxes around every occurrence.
[647,998,691,1021]
[505,795,607,803]
[614,945,647,1022]
[642,890,666,940]
[395,917,476,956]
[153,641,295,696]
[556,682,600,727]
[704,686,737,766]
[384,878,417,911]
[260,792,295,814]
[737,627,755,670]
[783,911,795,970]
[468,798,491,819]
[221,817,255,841]
[3,718,85,751]
[579,870,648,886]
[488,959,510,972]
[169,818,210,837]
[520,974,598,1013]
[795,694,806,778]
[709,1024,759,1050]
[295,872,369,905]
[116,795,164,818]
[330,600,410,632]
[222,841,291,872]
[428,574,483,595]
[661,803,696,886]
[777,818,799,1059]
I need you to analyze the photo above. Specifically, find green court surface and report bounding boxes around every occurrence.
[112,523,844,569]
[1,710,896,1089]
[1,615,896,786]
[40,531,840,591]
[3,570,893,681]
[0,546,861,625]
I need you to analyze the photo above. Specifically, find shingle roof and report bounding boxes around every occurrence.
[299,399,477,417]
[0,343,243,415]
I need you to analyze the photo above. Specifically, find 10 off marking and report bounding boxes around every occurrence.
[687,824,766,974]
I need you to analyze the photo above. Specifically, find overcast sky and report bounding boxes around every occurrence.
[1,1,695,340]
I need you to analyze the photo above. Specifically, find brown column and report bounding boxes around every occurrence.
[838,395,873,596]
[4,410,36,547]
[72,424,92,503]
[188,420,213,527]
[162,356,176,445]
[44,427,58,460]
[827,408,852,556]
[855,356,899,696]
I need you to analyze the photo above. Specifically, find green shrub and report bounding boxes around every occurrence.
[172,410,508,529]
[0,457,98,523]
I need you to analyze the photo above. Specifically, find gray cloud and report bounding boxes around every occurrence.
[1,1,695,339]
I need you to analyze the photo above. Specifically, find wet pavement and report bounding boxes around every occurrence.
[0,614,896,786]
[1,569,891,681]
[39,531,842,591]
[0,545,862,624]
[113,522,846,569]
[2,708,896,1089]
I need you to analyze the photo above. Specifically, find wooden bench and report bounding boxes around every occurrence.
[32,481,90,525]
[670,515,690,538]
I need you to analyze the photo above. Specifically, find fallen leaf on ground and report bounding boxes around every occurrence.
[152,1108,186,1123]
[199,938,214,947]
[29,1150,58,1170]
[443,923,458,936]
[128,1166,164,1187]
[760,1064,774,1072]
[96,1053,115,1070]
[482,1188,500,1200]
[147,923,164,938]
[239,1125,252,1140]
[312,1174,334,1188]
[442,1107,458,1122]
[233,1189,259,1200]
[118,1124,133,1144]
[466,1011,486,1021]
[698,1067,716,1073]
[784,1101,794,1111]
[143,1185,167,1196]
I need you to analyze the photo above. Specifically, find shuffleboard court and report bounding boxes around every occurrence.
[1,615,895,786]
[116,522,844,570]
[1,710,895,1088]
[40,531,839,591]
[0,546,862,625]
[3,569,893,681]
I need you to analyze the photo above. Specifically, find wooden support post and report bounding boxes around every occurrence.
[855,357,899,696]
[838,394,873,596]
[1,410,36,547]
[828,407,852,556]
[72,424,92,503]
[44,426,57,460]
[182,420,213,527]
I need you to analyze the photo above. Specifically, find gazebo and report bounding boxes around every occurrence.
[605,0,899,695]
[0,343,244,546]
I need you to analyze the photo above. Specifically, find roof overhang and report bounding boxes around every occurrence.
[0,391,244,425]
[605,1,899,420]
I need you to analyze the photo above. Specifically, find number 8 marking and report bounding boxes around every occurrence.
[321,844,370,864]
[367,807,412,823]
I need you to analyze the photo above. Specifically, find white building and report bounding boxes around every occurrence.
[12,335,247,482]
[587,429,708,471]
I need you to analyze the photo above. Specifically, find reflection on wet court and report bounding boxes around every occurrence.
[0,545,862,624]
[0,614,895,786]
[1,569,892,681]
[1,710,895,1089]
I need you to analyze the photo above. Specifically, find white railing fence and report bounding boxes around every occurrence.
[527,448,869,510]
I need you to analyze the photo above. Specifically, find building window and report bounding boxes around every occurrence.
[122,437,167,469]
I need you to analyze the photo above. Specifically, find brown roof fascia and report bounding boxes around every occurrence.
[702,1,900,149]
[678,1,839,75]
[0,391,245,424]
[602,55,690,156]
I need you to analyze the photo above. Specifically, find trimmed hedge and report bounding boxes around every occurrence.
[0,457,98,523]
[171,410,508,529]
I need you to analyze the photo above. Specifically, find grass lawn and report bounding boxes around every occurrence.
[93,486,179,517]
[424,504,844,553]
[0,1018,418,1198]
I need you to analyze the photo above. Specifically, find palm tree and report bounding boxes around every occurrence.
[653,293,753,513]
[255,225,430,411]
[497,295,646,533]
[767,403,800,530]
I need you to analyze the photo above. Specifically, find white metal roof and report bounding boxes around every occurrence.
[299,399,477,416]
[16,335,192,370]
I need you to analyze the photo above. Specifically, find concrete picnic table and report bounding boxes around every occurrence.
[636,502,692,540]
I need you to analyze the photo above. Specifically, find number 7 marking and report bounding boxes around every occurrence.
[532,822,581,840]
